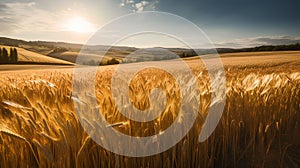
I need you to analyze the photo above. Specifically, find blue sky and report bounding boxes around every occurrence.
[0,0,299,48]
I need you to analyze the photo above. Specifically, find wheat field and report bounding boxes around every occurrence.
[0,52,300,167]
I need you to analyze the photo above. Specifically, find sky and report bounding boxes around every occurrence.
[0,0,299,48]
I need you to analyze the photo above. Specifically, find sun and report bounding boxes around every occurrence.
[64,16,96,33]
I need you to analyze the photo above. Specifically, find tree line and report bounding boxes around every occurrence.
[0,48,18,64]
[216,43,300,53]
[84,58,120,66]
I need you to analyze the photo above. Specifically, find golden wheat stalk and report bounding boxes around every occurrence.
[0,130,40,167]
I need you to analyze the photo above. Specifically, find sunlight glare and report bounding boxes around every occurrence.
[64,16,96,33]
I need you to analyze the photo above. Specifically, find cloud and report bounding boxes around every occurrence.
[214,36,300,48]
[254,36,300,45]
[0,4,7,12]
[0,1,62,34]
[135,1,149,12]
[120,0,159,12]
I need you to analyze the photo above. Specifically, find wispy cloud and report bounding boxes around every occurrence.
[0,1,62,34]
[120,0,159,12]
[214,36,300,48]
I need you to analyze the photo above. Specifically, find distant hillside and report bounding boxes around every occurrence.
[0,37,83,50]
[0,45,73,65]
[0,36,137,54]
[0,37,138,64]
[0,36,299,65]
[216,43,300,53]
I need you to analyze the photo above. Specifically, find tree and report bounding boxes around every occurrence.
[0,48,3,64]
[14,48,18,63]
[10,48,18,63]
[10,48,14,63]
[2,48,9,64]
[107,58,120,65]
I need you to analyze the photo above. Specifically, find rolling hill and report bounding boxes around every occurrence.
[0,45,73,65]
[1,36,300,66]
